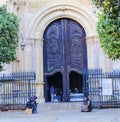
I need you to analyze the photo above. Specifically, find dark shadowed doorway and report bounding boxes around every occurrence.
[69,71,83,93]
[46,72,63,102]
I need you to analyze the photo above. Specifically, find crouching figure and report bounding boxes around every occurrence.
[26,96,38,114]
[81,96,92,112]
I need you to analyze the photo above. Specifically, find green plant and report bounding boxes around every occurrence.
[0,6,19,70]
[92,0,120,60]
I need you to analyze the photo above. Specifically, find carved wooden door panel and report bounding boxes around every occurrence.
[43,18,87,102]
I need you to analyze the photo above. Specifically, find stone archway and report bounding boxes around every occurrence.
[27,5,97,39]
[26,4,97,103]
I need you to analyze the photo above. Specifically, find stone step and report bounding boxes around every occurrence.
[70,93,84,102]
[37,102,83,111]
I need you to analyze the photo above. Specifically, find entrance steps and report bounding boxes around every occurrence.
[37,102,83,111]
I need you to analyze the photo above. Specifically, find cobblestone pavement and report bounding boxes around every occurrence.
[0,108,120,122]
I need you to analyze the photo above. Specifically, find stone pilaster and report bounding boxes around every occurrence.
[86,36,96,69]
[35,38,45,103]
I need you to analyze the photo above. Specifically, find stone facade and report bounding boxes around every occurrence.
[3,0,119,103]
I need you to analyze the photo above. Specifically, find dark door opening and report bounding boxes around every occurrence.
[69,71,84,102]
[70,71,83,93]
[46,72,63,102]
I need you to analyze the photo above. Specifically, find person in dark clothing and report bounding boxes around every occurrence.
[81,96,92,112]
[26,96,38,114]
[50,85,54,102]
[31,96,37,113]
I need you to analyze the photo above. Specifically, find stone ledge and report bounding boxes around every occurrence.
[37,102,83,111]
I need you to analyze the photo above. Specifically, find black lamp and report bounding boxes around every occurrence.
[20,36,25,51]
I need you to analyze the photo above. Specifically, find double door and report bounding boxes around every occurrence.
[43,18,87,102]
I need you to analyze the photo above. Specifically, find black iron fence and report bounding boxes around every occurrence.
[0,72,36,110]
[83,69,120,108]
[1,69,120,110]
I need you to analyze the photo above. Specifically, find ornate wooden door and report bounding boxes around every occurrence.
[43,18,87,102]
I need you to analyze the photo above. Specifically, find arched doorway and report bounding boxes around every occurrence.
[43,18,87,102]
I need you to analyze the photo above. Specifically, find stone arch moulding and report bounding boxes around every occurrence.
[26,4,97,40]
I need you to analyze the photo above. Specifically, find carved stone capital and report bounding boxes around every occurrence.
[36,82,45,86]
[86,36,99,43]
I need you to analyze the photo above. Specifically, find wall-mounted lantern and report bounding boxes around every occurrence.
[20,35,25,51]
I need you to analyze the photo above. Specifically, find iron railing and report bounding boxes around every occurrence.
[0,72,36,110]
[83,69,120,108]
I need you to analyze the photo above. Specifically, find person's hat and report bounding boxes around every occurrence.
[32,96,37,100]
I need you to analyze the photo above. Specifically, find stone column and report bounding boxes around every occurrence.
[86,36,96,69]
[35,38,45,103]
[94,37,99,69]
[24,42,33,71]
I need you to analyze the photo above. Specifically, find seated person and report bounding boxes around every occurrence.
[26,96,38,114]
[81,96,92,112]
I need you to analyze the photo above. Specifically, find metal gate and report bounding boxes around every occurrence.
[83,69,120,108]
[0,72,36,110]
